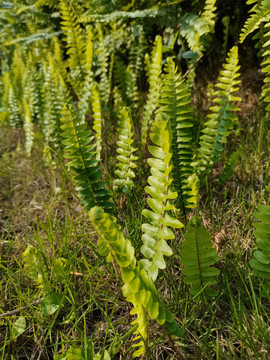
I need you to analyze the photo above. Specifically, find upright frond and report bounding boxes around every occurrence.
[198,46,241,175]
[59,0,86,88]
[114,107,138,193]
[141,113,184,281]
[141,35,162,146]
[60,105,114,212]
[158,57,195,214]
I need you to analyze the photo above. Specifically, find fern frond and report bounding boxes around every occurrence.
[250,204,270,296]
[179,13,209,53]
[128,28,147,106]
[240,0,270,43]
[198,46,241,175]
[141,35,162,146]
[201,0,217,32]
[77,27,94,120]
[60,105,114,212]
[59,0,86,87]
[114,107,138,193]
[42,55,63,146]
[141,113,184,281]
[89,207,182,357]
[179,215,220,297]
[8,84,22,128]
[158,57,195,213]
[261,22,270,112]
[218,149,240,186]
[96,25,110,104]
[23,100,34,155]
[221,16,230,55]
[114,57,129,104]
[80,8,160,23]
[91,83,102,161]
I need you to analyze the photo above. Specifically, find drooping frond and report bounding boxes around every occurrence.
[60,105,114,212]
[80,8,161,23]
[198,46,241,175]
[179,215,220,297]
[250,203,270,297]
[240,0,270,43]
[141,35,162,146]
[113,107,138,193]
[89,207,182,358]
[141,113,184,281]
[158,57,195,214]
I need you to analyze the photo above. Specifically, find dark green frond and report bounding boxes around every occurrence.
[158,57,195,213]
[60,105,114,212]
[179,215,220,298]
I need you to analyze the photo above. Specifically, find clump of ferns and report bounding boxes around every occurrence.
[113,106,138,194]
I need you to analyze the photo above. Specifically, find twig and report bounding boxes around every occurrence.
[182,54,203,79]
[0,298,43,318]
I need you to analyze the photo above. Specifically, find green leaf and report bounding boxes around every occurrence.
[41,293,64,316]
[12,317,26,339]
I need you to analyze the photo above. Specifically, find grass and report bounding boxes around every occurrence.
[1,76,270,360]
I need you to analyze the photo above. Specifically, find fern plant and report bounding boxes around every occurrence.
[250,203,270,297]
[198,46,241,176]
[141,112,184,281]
[60,105,114,212]
[113,107,138,194]
[179,215,220,297]
[89,206,181,358]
